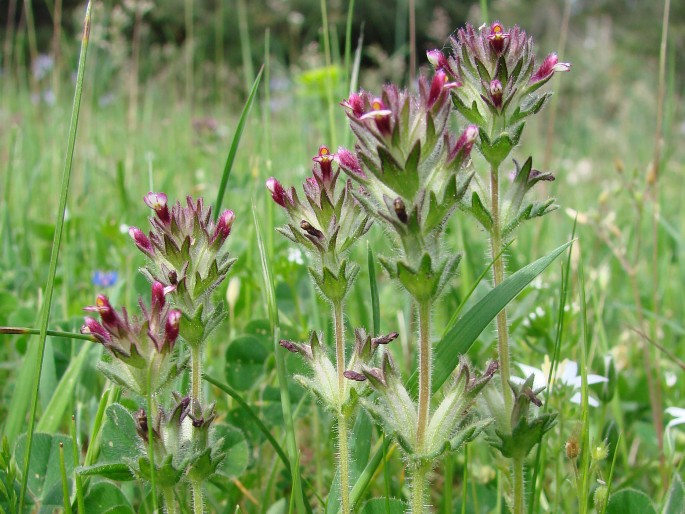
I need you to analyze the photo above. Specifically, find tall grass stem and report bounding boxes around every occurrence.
[18,4,91,511]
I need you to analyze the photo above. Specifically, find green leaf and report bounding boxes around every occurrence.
[470,191,493,231]
[100,404,141,463]
[361,498,405,514]
[663,473,685,514]
[214,424,250,478]
[224,335,269,391]
[82,481,134,514]
[606,489,657,514]
[408,240,572,396]
[14,433,73,500]
[76,463,135,482]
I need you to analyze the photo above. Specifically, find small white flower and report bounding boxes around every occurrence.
[287,247,304,265]
[517,356,608,408]
[665,407,685,430]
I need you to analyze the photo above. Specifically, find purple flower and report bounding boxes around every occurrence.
[144,192,171,224]
[266,177,289,208]
[214,209,235,243]
[335,147,366,179]
[530,53,571,84]
[486,21,510,55]
[449,125,479,163]
[81,317,112,345]
[359,97,392,135]
[312,145,335,187]
[129,227,154,256]
[341,92,365,118]
[164,309,181,350]
[489,79,504,109]
[427,70,461,109]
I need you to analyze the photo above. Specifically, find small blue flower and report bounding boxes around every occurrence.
[92,271,118,288]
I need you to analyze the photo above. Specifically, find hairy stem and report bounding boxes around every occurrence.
[490,164,513,422]
[163,487,179,514]
[192,481,204,514]
[513,458,525,514]
[416,301,432,451]
[333,300,350,514]
[410,463,431,514]
[191,345,202,402]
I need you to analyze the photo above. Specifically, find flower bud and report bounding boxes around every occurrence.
[129,227,154,256]
[164,309,181,350]
[341,92,365,118]
[144,192,170,224]
[426,49,447,70]
[335,147,366,179]
[343,370,367,382]
[266,177,288,208]
[81,317,112,345]
[300,220,324,239]
[214,209,235,243]
[530,53,571,84]
[393,197,408,223]
[489,79,503,109]
[565,436,580,460]
[151,281,166,314]
[449,125,478,163]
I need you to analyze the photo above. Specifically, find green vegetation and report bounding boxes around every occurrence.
[0,1,683,513]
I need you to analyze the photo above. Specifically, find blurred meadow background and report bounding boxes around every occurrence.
[1,0,685,512]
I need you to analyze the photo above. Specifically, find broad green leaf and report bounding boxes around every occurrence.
[100,404,141,463]
[606,489,656,514]
[82,481,134,514]
[14,433,73,500]
[214,424,250,478]
[224,335,269,391]
[663,473,685,514]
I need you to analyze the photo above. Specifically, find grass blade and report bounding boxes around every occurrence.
[408,240,573,395]
[253,202,310,514]
[36,344,92,433]
[214,65,264,218]
[18,3,92,511]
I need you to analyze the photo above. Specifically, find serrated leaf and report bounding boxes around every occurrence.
[470,191,493,231]
[77,462,135,481]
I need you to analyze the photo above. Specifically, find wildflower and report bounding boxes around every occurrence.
[486,21,510,55]
[665,407,685,429]
[129,227,154,256]
[92,271,118,288]
[144,192,170,224]
[530,53,571,85]
[517,357,608,407]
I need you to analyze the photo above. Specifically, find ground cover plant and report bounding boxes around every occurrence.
[1,0,684,513]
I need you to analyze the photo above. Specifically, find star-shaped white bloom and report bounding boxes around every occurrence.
[516,356,608,407]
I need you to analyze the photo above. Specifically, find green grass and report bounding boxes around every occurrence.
[1,1,684,513]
